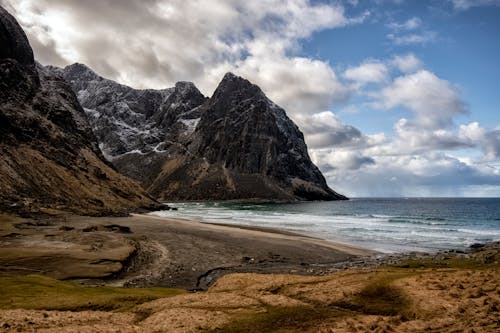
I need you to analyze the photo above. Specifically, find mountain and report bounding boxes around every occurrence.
[150,73,346,201]
[53,62,208,188]
[54,63,346,201]
[0,6,160,215]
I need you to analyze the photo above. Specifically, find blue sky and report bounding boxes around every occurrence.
[4,0,500,197]
[304,0,500,135]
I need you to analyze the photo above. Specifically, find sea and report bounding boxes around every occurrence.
[149,198,500,253]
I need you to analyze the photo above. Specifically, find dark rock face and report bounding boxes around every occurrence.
[0,5,159,215]
[0,6,34,66]
[195,73,330,186]
[152,73,346,201]
[56,63,207,157]
[55,62,346,201]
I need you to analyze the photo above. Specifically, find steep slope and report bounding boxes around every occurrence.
[52,63,207,185]
[149,73,346,201]
[56,62,345,201]
[56,63,207,157]
[0,6,159,215]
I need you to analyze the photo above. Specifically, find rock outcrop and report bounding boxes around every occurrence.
[0,5,160,215]
[55,63,207,157]
[0,6,33,66]
[149,73,346,201]
[54,63,346,201]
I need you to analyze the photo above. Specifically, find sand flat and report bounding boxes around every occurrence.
[0,213,370,289]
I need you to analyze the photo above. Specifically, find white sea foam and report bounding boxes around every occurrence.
[150,199,500,253]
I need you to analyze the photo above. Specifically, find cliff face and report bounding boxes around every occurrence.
[56,63,207,157]
[55,62,346,201]
[0,6,159,215]
[149,73,346,201]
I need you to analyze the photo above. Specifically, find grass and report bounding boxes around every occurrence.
[205,272,416,333]
[334,275,412,317]
[392,255,500,270]
[203,304,340,333]
[0,275,185,311]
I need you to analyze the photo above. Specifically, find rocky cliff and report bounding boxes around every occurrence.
[150,73,346,201]
[0,6,160,215]
[54,63,346,201]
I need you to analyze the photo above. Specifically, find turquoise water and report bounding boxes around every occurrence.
[150,198,500,253]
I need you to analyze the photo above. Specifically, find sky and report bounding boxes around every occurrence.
[2,0,499,197]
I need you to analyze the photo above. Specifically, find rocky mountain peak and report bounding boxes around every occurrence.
[0,5,159,215]
[175,80,198,91]
[64,62,100,81]
[49,63,346,201]
[0,6,34,66]
[181,73,345,201]
[210,72,264,107]
[44,64,207,158]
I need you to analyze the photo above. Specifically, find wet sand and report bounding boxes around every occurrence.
[0,213,372,290]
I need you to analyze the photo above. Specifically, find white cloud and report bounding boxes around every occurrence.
[386,15,436,46]
[343,61,389,86]
[4,0,363,118]
[317,149,500,197]
[387,17,421,30]
[387,31,436,45]
[377,70,467,129]
[391,54,422,73]
[311,65,499,197]
[451,0,500,10]
[311,149,375,170]
[298,112,366,149]
[234,57,349,117]
[460,122,500,161]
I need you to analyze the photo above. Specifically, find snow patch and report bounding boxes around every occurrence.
[180,117,200,134]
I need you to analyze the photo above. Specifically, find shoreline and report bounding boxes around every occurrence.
[1,212,497,290]
[0,213,371,290]
[134,213,373,257]
[1,212,499,332]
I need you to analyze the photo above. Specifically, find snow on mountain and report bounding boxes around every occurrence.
[50,63,206,158]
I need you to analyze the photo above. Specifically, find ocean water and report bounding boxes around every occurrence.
[149,198,500,253]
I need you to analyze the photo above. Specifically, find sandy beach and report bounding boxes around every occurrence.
[0,213,371,290]
[1,213,499,332]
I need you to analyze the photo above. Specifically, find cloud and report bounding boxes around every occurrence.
[385,16,436,46]
[311,149,375,171]
[316,148,500,197]
[377,119,473,156]
[298,112,367,149]
[234,56,350,117]
[387,17,421,30]
[460,122,500,161]
[4,0,364,119]
[391,54,422,73]
[377,70,468,129]
[387,31,436,45]
[451,0,500,10]
[309,63,499,197]
[343,61,389,86]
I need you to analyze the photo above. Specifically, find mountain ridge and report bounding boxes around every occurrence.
[50,64,347,201]
[0,5,161,215]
